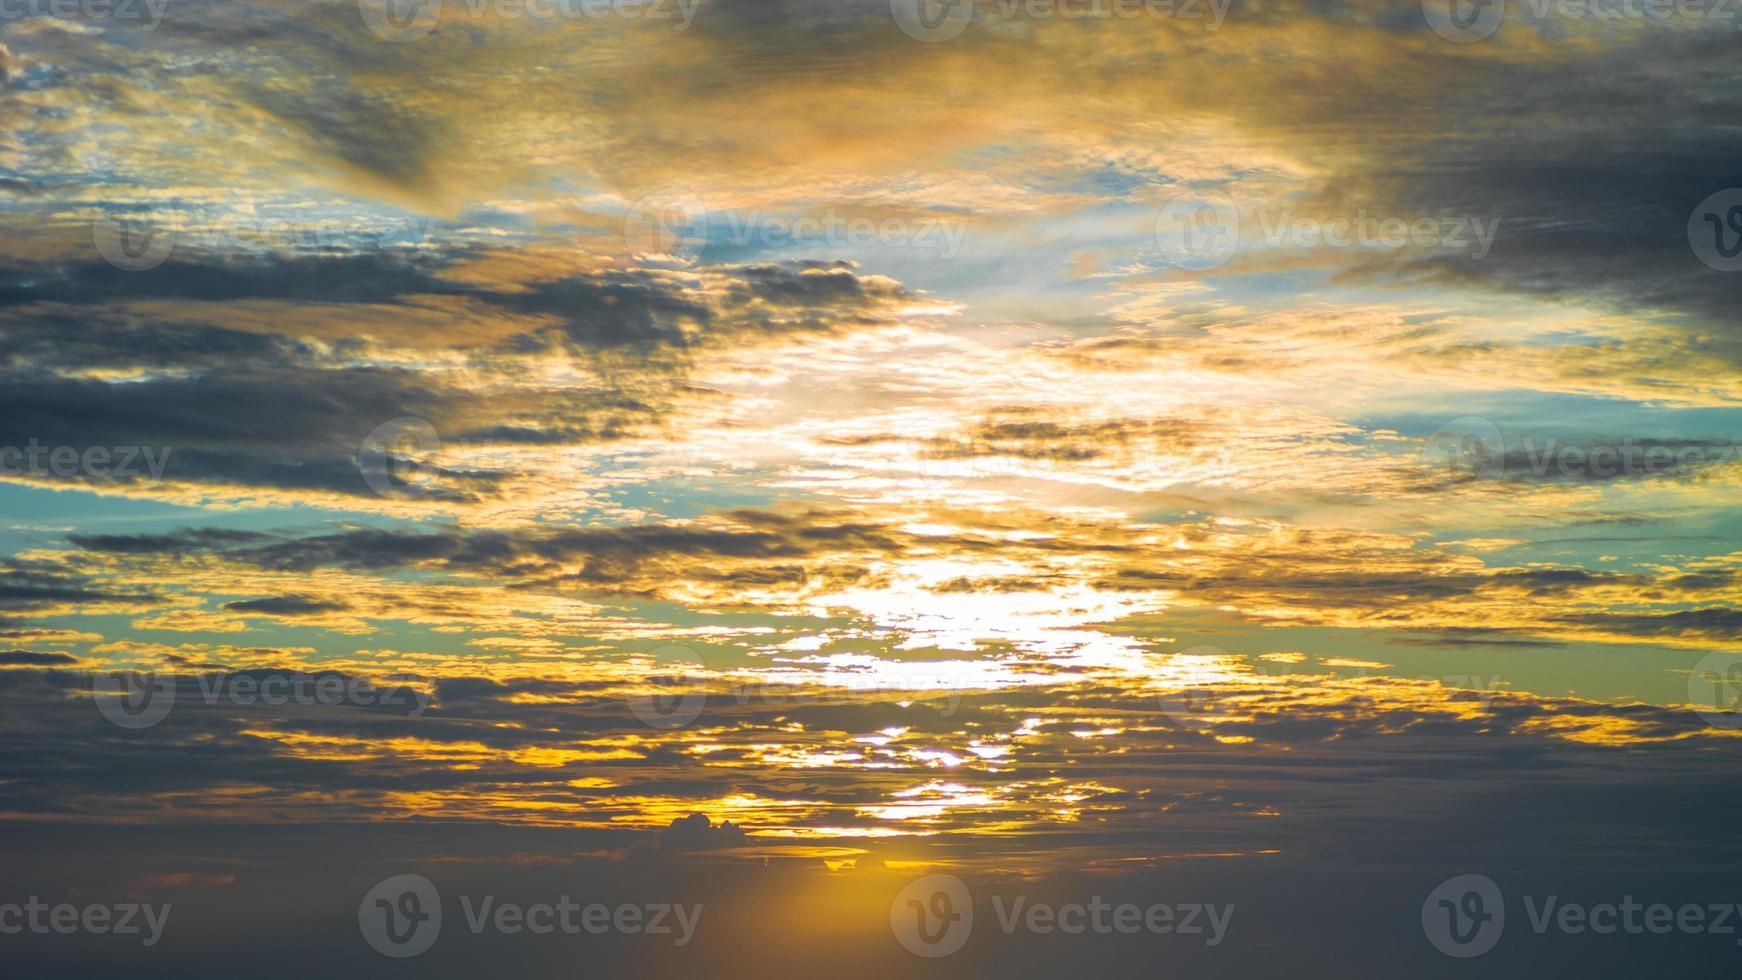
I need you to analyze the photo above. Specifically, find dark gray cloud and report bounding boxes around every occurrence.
[222,595,352,615]
[0,650,77,665]
[0,558,160,615]
[0,254,914,501]
[1306,29,1742,337]
[1558,607,1742,644]
[0,253,451,308]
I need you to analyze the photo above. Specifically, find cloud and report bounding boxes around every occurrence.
[0,650,78,666]
[221,595,352,616]
[654,813,748,852]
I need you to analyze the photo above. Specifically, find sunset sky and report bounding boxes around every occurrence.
[2,0,1741,975]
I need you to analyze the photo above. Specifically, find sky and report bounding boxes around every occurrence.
[2,0,1742,975]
